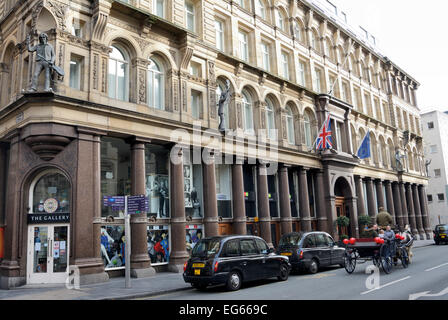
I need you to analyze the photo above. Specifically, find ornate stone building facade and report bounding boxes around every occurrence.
[0,0,430,288]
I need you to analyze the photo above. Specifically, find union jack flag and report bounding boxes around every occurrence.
[316,114,333,151]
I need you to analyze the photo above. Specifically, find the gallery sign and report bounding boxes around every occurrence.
[27,213,70,224]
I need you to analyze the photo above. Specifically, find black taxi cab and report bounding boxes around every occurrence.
[277,231,345,274]
[183,235,291,291]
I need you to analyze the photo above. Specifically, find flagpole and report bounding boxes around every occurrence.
[328,41,354,96]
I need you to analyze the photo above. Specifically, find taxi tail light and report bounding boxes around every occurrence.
[298,250,304,259]
[183,261,188,272]
[214,261,219,272]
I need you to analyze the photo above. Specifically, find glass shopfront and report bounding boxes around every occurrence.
[186,225,203,256]
[100,225,126,270]
[145,144,170,218]
[183,150,203,219]
[268,174,278,217]
[243,164,257,218]
[289,170,298,217]
[101,137,131,218]
[32,171,71,215]
[147,225,170,264]
[215,162,232,218]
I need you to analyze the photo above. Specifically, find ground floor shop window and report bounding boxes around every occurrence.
[186,225,203,256]
[268,175,278,217]
[215,163,232,218]
[101,137,131,218]
[183,161,203,218]
[147,225,170,264]
[101,225,125,270]
[289,171,298,218]
[31,170,71,215]
[243,164,256,218]
[145,144,170,218]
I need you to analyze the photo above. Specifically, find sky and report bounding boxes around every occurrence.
[329,0,448,113]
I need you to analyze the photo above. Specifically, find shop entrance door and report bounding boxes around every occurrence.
[27,224,70,284]
[335,197,349,237]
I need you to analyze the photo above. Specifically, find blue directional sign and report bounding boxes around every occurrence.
[103,196,126,211]
[127,195,148,215]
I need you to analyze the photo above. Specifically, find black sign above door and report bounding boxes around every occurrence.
[28,213,70,224]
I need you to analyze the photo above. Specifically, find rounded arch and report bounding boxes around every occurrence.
[276,6,289,34]
[378,135,387,167]
[350,123,357,153]
[145,45,177,71]
[302,107,317,149]
[407,145,414,171]
[387,138,395,169]
[349,54,359,77]
[105,34,142,58]
[241,85,258,133]
[1,41,17,106]
[369,131,379,165]
[333,176,354,198]
[310,28,321,53]
[294,17,306,43]
[238,81,261,102]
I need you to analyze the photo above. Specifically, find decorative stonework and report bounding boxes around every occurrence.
[182,80,187,112]
[31,1,44,30]
[47,1,69,31]
[93,54,99,90]
[173,79,179,111]
[101,57,107,93]
[237,103,242,128]
[24,135,72,161]
[138,68,146,104]
[132,35,151,53]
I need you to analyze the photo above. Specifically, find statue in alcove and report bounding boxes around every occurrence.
[217,79,231,133]
[26,32,64,92]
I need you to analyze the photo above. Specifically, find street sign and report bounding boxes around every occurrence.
[127,195,147,215]
[103,196,126,211]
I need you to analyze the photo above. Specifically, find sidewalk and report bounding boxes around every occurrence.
[0,239,435,300]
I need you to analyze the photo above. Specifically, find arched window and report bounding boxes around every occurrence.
[265,97,276,140]
[286,106,295,145]
[311,31,318,51]
[147,57,164,110]
[304,111,313,149]
[108,45,129,101]
[276,9,286,33]
[30,170,71,214]
[256,0,266,20]
[242,90,254,134]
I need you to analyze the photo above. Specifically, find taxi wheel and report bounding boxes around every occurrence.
[308,259,319,274]
[277,263,289,281]
[226,271,242,291]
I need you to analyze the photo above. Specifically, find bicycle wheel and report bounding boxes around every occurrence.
[344,251,356,274]
[380,244,393,274]
[400,247,409,268]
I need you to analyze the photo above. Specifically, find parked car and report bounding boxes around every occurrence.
[434,224,448,245]
[277,231,345,274]
[183,235,291,291]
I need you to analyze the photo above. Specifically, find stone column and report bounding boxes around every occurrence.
[73,128,109,285]
[202,149,219,237]
[0,145,6,227]
[375,180,385,210]
[168,146,189,272]
[315,170,329,233]
[392,182,403,227]
[278,165,292,235]
[405,183,418,236]
[384,181,396,225]
[257,162,273,247]
[418,185,432,239]
[130,139,155,278]
[412,184,425,240]
[399,182,409,227]
[298,167,312,232]
[355,176,366,216]
[0,132,24,289]
[231,159,246,235]
[365,178,376,218]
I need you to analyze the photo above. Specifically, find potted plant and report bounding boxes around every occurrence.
[358,215,372,229]
[336,216,350,244]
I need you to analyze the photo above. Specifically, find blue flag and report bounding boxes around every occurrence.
[357,130,371,160]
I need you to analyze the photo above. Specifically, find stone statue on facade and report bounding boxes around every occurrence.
[26,32,64,92]
[217,79,231,133]
[425,159,432,177]
[395,149,406,172]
